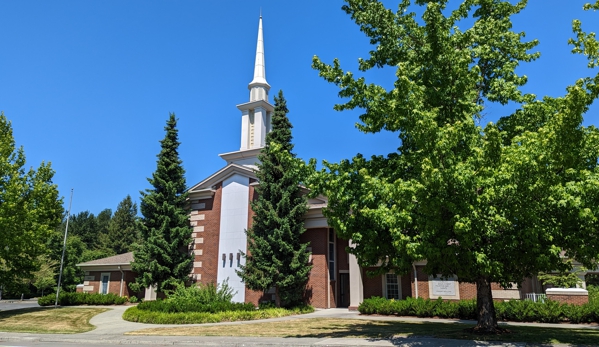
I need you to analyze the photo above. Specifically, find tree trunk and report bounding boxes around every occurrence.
[474,276,501,333]
[275,286,281,308]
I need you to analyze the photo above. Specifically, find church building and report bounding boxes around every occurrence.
[77,16,591,308]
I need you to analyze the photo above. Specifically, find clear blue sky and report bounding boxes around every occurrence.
[1,1,598,215]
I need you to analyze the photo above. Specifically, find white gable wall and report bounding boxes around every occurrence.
[217,174,249,302]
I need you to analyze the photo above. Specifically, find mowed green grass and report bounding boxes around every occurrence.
[127,317,599,345]
[0,307,108,334]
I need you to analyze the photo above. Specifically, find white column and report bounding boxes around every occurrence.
[240,109,250,150]
[348,240,363,310]
[217,174,249,303]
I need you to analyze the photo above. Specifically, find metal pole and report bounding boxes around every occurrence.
[55,189,73,308]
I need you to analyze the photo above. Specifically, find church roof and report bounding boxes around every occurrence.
[188,163,257,194]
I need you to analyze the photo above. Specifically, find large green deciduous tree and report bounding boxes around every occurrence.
[105,195,140,255]
[0,112,63,296]
[310,0,599,332]
[132,113,192,293]
[237,90,311,308]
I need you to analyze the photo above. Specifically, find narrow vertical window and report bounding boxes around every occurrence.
[249,110,255,148]
[385,273,400,299]
[329,229,335,281]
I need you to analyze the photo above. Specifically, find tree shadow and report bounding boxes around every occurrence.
[280,319,599,346]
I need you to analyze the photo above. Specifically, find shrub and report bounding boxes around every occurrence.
[358,296,599,324]
[588,285,598,304]
[166,281,235,305]
[38,292,127,306]
[136,299,255,313]
[122,305,314,324]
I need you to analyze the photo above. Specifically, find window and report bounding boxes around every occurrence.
[329,229,335,281]
[100,273,110,295]
[249,110,255,148]
[385,273,401,300]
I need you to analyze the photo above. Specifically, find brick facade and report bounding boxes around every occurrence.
[190,182,222,284]
[80,270,137,297]
[301,228,329,308]
[546,294,588,305]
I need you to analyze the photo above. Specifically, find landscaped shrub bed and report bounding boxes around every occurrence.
[136,298,256,313]
[358,296,599,324]
[38,292,127,306]
[123,305,314,324]
[122,281,314,324]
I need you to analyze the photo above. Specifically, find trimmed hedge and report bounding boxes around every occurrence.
[358,296,599,324]
[122,305,314,324]
[38,292,127,306]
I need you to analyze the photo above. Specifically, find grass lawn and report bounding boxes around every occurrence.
[0,307,108,334]
[126,317,599,345]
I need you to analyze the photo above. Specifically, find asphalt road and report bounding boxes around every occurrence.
[0,300,40,312]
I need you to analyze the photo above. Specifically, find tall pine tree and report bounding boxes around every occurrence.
[132,113,192,293]
[237,90,311,308]
[105,195,140,255]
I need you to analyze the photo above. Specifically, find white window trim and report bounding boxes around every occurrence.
[383,273,402,300]
[100,272,111,295]
[328,229,336,281]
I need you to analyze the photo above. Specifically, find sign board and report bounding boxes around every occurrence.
[432,277,456,296]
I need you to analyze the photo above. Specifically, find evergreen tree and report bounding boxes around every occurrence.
[132,113,192,293]
[68,211,99,248]
[237,90,311,308]
[106,195,140,255]
[95,208,113,252]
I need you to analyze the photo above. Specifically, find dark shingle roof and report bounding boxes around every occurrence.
[77,252,133,266]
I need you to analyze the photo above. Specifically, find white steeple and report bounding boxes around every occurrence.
[219,15,274,168]
[248,15,270,102]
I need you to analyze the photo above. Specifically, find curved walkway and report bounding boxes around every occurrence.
[1,305,597,346]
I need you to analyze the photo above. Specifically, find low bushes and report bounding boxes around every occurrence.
[359,297,476,320]
[38,292,127,306]
[122,281,314,324]
[136,299,255,314]
[123,305,314,324]
[358,296,599,324]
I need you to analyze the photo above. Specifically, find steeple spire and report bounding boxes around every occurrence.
[248,15,270,102]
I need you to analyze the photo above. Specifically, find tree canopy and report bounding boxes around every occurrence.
[310,0,599,332]
[0,112,63,295]
[132,113,192,293]
[237,91,312,308]
[105,195,140,255]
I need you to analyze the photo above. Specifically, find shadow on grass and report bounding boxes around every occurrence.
[281,319,599,346]
[0,307,51,318]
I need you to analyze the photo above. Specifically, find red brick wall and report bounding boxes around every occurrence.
[546,294,588,305]
[301,228,329,308]
[401,274,412,299]
[83,270,136,297]
[192,183,222,285]
[363,267,383,299]
[410,266,430,299]
[458,282,477,300]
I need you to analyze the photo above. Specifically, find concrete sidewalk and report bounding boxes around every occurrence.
[1,305,596,346]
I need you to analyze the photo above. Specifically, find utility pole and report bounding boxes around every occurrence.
[55,189,73,308]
